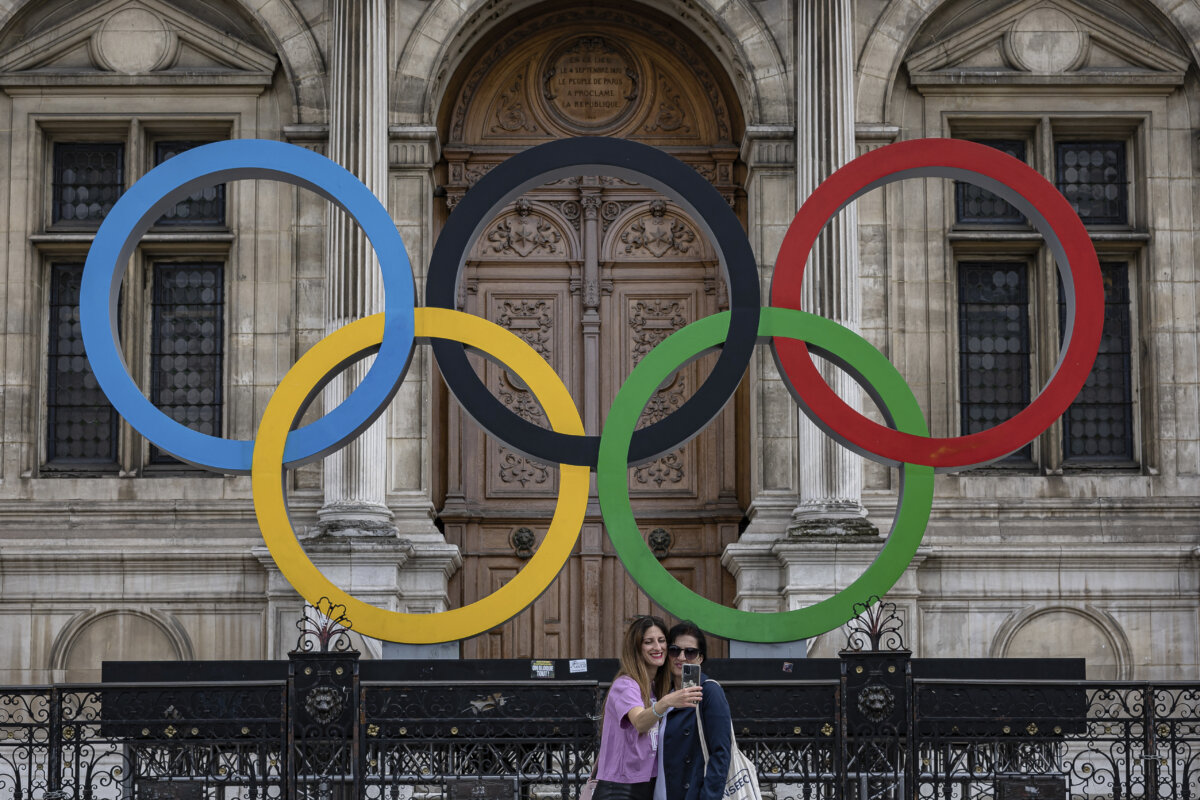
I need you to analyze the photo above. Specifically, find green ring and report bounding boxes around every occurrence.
[597,307,934,642]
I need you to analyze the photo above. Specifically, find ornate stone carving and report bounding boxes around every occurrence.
[579,193,601,220]
[491,72,538,133]
[498,450,549,487]
[644,75,690,134]
[549,199,582,231]
[634,452,685,487]
[495,299,553,488]
[629,298,688,489]
[621,200,695,258]
[631,299,687,362]
[448,8,732,145]
[600,200,636,233]
[487,200,563,257]
[542,36,638,130]
[497,299,552,358]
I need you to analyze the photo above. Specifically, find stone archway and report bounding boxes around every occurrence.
[433,4,748,659]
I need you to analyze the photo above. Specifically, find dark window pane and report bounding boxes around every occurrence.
[154,141,225,226]
[1058,263,1134,463]
[955,140,1027,224]
[52,143,124,226]
[47,264,118,464]
[958,262,1032,463]
[1055,141,1127,225]
[150,263,224,464]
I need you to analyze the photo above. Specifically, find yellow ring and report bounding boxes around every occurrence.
[251,307,588,643]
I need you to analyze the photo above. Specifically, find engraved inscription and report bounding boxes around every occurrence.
[544,37,637,129]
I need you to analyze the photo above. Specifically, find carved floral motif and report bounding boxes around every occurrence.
[634,452,685,487]
[630,298,689,487]
[495,299,554,486]
[499,450,549,487]
[644,75,690,134]
[487,199,563,257]
[492,72,537,133]
[621,200,696,258]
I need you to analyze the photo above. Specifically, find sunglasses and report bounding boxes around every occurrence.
[668,645,701,660]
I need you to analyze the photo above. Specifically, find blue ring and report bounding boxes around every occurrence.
[81,139,415,474]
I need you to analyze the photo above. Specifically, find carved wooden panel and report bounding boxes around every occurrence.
[438,6,745,660]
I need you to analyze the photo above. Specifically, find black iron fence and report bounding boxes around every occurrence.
[2,599,1198,799]
[4,666,1200,798]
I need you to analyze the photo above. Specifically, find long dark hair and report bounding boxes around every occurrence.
[614,615,669,705]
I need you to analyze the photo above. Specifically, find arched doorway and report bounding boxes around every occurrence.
[434,4,747,659]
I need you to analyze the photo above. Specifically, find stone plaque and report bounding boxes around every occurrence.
[544,37,637,129]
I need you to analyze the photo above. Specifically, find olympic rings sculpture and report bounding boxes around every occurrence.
[80,136,1102,644]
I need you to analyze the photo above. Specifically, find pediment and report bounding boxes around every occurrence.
[906,0,1188,87]
[0,0,275,82]
[468,200,575,261]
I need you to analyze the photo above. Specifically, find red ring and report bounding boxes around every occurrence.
[771,138,1103,470]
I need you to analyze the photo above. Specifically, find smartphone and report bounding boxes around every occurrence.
[681,663,700,688]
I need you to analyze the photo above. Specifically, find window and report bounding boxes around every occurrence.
[46,263,118,466]
[958,262,1032,464]
[955,140,1026,225]
[952,124,1139,470]
[1058,263,1134,464]
[40,126,230,474]
[52,143,124,226]
[148,263,224,464]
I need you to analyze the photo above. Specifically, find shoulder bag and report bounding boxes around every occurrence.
[694,681,761,800]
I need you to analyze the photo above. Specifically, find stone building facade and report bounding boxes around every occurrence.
[0,0,1196,682]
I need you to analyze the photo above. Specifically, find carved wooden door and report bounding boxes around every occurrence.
[435,8,745,659]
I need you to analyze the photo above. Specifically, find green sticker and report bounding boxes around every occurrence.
[597,307,934,642]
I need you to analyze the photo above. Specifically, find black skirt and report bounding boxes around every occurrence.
[592,779,655,800]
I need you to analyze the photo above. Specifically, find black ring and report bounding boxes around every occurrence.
[425,137,759,467]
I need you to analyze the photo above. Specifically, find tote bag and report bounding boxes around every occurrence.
[695,683,761,800]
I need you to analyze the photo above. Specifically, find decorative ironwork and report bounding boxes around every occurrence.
[5,602,1200,799]
[857,683,896,723]
[844,596,907,652]
[0,673,1199,798]
[511,527,536,559]
[293,597,355,654]
[648,527,672,559]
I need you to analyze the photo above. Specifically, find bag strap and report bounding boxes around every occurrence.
[695,678,739,770]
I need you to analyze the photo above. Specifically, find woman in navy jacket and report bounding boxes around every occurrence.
[654,621,732,800]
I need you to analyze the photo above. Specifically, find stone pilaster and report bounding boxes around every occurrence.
[792,0,875,538]
[318,0,393,536]
[723,126,795,651]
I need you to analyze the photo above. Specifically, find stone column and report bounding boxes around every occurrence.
[791,0,874,537]
[318,0,393,536]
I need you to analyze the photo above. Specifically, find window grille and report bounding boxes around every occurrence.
[52,143,124,225]
[1055,141,1127,224]
[46,263,118,464]
[955,140,1027,224]
[958,262,1032,464]
[149,263,224,464]
[154,141,225,226]
[1059,263,1134,463]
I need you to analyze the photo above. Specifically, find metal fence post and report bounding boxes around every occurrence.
[1143,683,1159,797]
[46,687,64,798]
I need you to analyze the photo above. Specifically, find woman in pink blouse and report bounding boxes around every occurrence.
[590,616,704,800]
